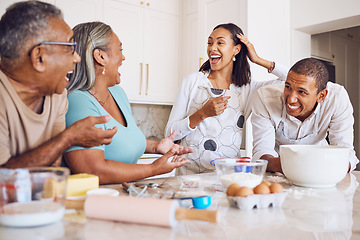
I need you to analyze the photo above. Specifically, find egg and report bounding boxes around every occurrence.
[261,180,271,187]
[234,186,254,197]
[226,183,241,196]
[269,183,284,193]
[253,183,270,194]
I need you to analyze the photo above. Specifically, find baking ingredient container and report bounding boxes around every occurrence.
[215,159,267,188]
[0,167,69,227]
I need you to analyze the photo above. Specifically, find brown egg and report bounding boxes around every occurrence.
[226,183,241,196]
[234,186,254,197]
[253,183,271,194]
[269,183,284,193]
[261,180,271,187]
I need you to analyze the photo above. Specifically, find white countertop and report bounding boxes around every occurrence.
[1,171,360,240]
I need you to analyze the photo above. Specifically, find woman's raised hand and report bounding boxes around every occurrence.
[152,145,190,174]
[156,130,193,155]
[237,33,260,64]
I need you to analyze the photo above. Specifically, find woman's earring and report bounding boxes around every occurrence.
[102,68,106,75]
[233,56,236,62]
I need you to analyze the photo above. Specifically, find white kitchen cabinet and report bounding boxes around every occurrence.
[112,0,179,15]
[104,0,181,105]
[197,0,246,64]
[181,0,199,77]
[55,0,103,28]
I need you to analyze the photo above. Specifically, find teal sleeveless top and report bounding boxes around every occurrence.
[65,85,146,163]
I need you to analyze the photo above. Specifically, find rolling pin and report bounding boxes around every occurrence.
[83,195,220,227]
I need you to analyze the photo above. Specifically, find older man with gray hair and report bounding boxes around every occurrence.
[0,0,117,168]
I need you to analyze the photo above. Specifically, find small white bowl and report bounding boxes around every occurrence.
[86,188,120,197]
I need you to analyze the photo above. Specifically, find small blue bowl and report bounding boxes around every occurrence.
[191,196,211,209]
[179,196,212,209]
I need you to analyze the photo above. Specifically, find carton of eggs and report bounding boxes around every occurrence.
[226,181,287,210]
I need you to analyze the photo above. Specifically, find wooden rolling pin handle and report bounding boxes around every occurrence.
[175,207,220,224]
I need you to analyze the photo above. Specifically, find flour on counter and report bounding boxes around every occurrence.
[285,187,317,199]
[266,175,290,184]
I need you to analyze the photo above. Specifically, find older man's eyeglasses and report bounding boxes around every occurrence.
[28,42,77,56]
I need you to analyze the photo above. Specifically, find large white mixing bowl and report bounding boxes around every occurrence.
[280,145,349,188]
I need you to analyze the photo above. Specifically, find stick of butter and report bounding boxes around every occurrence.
[66,173,99,197]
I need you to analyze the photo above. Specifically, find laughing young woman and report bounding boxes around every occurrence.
[165,23,288,175]
[64,21,192,184]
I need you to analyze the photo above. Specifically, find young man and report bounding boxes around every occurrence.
[252,58,359,172]
[0,1,117,168]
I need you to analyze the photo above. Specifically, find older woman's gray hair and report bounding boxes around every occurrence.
[0,0,62,68]
[67,22,112,94]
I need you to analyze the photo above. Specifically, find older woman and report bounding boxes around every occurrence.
[65,21,192,184]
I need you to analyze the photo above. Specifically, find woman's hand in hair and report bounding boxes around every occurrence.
[237,33,260,64]
[237,33,274,71]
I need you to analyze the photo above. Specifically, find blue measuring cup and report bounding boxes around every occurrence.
[160,191,212,209]
[179,196,211,209]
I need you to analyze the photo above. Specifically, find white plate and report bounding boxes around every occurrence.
[0,201,64,227]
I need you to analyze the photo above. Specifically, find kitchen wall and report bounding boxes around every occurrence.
[130,104,171,141]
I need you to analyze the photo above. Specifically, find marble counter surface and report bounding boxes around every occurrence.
[1,171,360,240]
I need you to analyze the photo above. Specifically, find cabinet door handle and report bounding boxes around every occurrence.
[140,1,144,5]
[146,64,149,95]
[199,57,203,69]
[146,2,150,6]
[140,63,143,95]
